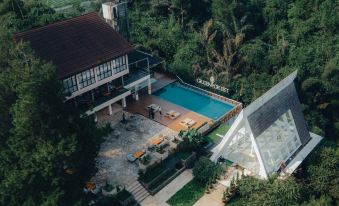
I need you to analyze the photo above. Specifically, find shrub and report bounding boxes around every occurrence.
[193,157,221,185]
[178,129,205,151]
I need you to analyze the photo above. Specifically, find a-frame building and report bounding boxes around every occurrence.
[211,71,322,179]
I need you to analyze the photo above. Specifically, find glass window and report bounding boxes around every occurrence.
[256,110,302,173]
[96,62,112,81]
[78,68,96,89]
[63,75,78,94]
[111,56,127,74]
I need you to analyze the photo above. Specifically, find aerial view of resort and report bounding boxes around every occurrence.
[0,0,338,206]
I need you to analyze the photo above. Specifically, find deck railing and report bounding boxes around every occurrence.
[176,75,243,134]
[176,75,242,107]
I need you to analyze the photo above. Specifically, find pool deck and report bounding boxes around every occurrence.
[126,94,213,132]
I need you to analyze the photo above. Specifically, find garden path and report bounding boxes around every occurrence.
[193,183,226,206]
[140,169,193,206]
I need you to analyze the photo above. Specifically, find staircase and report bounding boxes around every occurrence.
[126,181,150,204]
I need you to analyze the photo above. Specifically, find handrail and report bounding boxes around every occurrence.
[176,75,242,106]
[176,75,243,128]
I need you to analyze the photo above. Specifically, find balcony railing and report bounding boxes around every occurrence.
[123,68,150,86]
[77,87,129,113]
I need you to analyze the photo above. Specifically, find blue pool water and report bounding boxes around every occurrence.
[153,83,234,120]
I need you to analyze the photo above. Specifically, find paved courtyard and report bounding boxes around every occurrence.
[92,111,177,187]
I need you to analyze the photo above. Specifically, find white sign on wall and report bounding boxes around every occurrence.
[196,76,229,93]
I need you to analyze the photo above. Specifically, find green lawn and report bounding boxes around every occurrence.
[206,124,230,143]
[167,179,205,206]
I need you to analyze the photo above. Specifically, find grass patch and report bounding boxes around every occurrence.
[138,164,166,183]
[205,124,230,143]
[167,179,205,206]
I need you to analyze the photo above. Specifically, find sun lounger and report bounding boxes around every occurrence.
[170,111,181,119]
[187,120,196,128]
[165,110,181,119]
[179,118,196,128]
[165,110,175,117]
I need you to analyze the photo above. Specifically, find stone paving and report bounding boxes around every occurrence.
[92,112,177,187]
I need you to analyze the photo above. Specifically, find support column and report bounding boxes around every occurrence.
[91,90,95,102]
[108,104,113,115]
[148,78,152,94]
[135,84,139,101]
[122,97,126,108]
[245,120,268,179]
[94,113,98,122]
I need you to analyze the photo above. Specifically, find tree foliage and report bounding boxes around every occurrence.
[192,156,221,185]
[0,1,105,205]
[128,1,338,204]
[228,176,302,206]
[129,0,338,139]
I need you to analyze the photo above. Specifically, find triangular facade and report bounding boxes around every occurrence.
[211,71,322,178]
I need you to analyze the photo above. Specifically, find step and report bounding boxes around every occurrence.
[132,187,147,198]
[134,190,149,202]
[126,181,140,191]
[128,184,143,193]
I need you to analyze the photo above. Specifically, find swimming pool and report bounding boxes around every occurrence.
[153,83,234,120]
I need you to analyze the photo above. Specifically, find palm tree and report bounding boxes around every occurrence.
[201,13,253,83]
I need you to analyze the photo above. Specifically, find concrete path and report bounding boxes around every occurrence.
[193,183,226,206]
[141,169,193,206]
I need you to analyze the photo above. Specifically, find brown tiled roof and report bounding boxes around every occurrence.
[13,12,134,79]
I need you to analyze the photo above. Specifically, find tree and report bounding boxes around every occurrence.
[229,176,302,206]
[0,39,106,205]
[0,1,106,205]
[304,145,339,200]
[301,195,333,206]
[178,129,205,150]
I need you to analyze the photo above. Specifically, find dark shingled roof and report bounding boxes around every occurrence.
[248,83,311,146]
[13,12,134,79]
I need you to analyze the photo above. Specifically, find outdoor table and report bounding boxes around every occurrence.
[133,150,145,158]
[149,137,163,145]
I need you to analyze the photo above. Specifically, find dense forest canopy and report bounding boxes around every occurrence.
[0,1,107,205]
[127,1,338,204]
[128,0,339,139]
[0,0,337,205]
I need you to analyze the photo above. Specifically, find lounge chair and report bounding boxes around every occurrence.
[187,120,196,128]
[165,110,175,117]
[180,118,196,128]
[170,111,181,119]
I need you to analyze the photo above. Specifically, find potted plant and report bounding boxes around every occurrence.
[222,189,227,203]
[102,182,117,196]
[209,179,213,189]
[205,185,210,194]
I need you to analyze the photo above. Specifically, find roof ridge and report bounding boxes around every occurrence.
[13,12,99,37]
